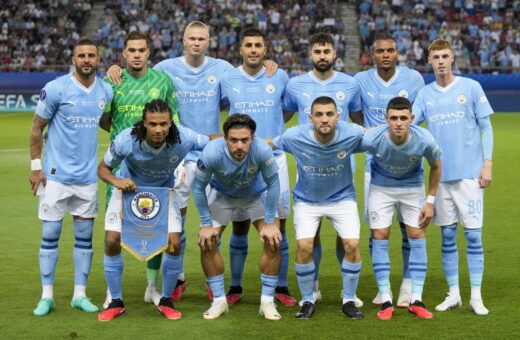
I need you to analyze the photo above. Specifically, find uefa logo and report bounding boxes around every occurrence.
[457,95,467,104]
[207,74,217,84]
[266,84,275,93]
[131,192,161,220]
[399,90,409,98]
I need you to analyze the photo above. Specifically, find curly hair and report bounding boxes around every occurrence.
[131,99,181,147]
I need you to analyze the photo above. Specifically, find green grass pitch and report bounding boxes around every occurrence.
[1,112,519,338]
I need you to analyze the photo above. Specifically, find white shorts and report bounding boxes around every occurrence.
[232,152,290,221]
[105,189,182,233]
[208,187,273,227]
[293,200,360,240]
[368,184,424,229]
[38,180,98,221]
[433,179,483,229]
[173,160,197,209]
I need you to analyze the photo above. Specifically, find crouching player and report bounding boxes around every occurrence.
[359,97,441,320]
[97,99,208,321]
[271,96,365,319]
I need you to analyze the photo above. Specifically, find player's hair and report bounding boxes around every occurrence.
[184,21,210,38]
[311,96,337,113]
[131,99,181,147]
[239,27,265,45]
[428,39,452,54]
[309,32,334,48]
[373,34,397,48]
[125,31,149,48]
[73,38,97,54]
[386,97,412,113]
[223,114,256,137]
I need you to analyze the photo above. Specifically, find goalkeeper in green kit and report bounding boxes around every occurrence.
[100,31,180,308]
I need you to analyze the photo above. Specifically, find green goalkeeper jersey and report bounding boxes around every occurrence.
[104,68,179,141]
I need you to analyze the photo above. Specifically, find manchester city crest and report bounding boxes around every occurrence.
[98,99,106,110]
[369,211,379,223]
[149,87,160,98]
[207,74,217,84]
[337,150,347,159]
[248,165,258,173]
[399,90,409,98]
[457,95,467,104]
[409,154,420,161]
[131,192,161,220]
[266,84,275,93]
[170,155,179,163]
[336,91,346,100]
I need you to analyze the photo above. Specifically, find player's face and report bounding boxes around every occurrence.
[143,111,172,147]
[123,39,150,71]
[372,39,398,71]
[310,103,339,137]
[183,26,210,58]
[240,36,266,69]
[225,127,253,161]
[72,45,99,77]
[311,43,336,73]
[385,108,414,138]
[428,48,454,77]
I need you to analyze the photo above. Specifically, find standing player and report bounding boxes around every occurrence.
[413,39,494,316]
[97,99,209,321]
[283,32,363,306]
[193,114,283,321]
[354,34,425,307]
[220,27,295,306]
[29,38,113,316]
[359,97,441,320]
[100,31,179,307]
[272,96,365,319]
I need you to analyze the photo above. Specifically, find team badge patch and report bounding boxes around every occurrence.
[207,74,217,84]
[369,211,379,223]
[336,91,346,100]
[248,165,258,173]
[399,90,409,98]
[98,99,106,110]
[456,95,467,104]
[41,203,50,214]
[149,87,160,98]
[480,96,488,103]
[40,90,47,101]
[266,84,275,93]
[170,155,179,163]
[107,212,118,223]
[337,150,347,159]
[131,192,161,220]
[409,154,420,162]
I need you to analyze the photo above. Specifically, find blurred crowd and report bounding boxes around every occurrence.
[358,0,520,73]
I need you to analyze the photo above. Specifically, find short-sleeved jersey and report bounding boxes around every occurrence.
[195,137,278,199]
[273,121,364,203]
[412,76,493,182]
[103,68,178,141]
[283,71,362,124]
[358,124,441,187]
[154,56,233,162]
[35,74,113,185]
[221,66,288,139]
[103,126,209,187]
[354,66,425,127]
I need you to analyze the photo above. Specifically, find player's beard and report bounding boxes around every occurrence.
[312,60,333,73]
[75,63,96,78]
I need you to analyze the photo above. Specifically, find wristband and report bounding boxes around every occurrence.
[31,159,42,171]
[426,195,435,204]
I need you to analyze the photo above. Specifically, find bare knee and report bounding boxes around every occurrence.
[296,239,314,263]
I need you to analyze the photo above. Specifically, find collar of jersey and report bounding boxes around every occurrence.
[70,74,97,93]
[224,144,248,165]
[433,76,460,93]
[374,67,400,87]
[384,130,412,150]
[309,127,338,147]
[308,71,337,85]
[143,140,167,154]
[181,56,208,73]
[239,66,266,80]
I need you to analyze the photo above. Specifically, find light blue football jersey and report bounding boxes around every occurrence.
[103,126,209,187]
[154,56,233,162]
[35,74,113,185]
[283,71,362,124]
[195,137,278,199]
[273,121,364,203]
[412,76,493,182]
[359,124,441,187]
[354,66,425,127]
[221,66,288,139]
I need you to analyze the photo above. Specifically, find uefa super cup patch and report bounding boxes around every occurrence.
[40,89,47,101]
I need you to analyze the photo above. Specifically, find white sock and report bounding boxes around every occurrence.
[178,272,185,281]
[471,287,482,301]
[73,285,86,299]
[213,296,227,304]
[42,285,53,299]
[381,292,392,304]
[147,281,158,289]
[400,278,412,291]
[411,293,422,303]
[261,295,274,304]
[449,286,460,297]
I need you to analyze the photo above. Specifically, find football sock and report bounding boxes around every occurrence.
[260,273,278,303]
[341,259,361,302]
[409,238,427,302]
[40,220,62,290]
[400,222,411,280]
[372,239,391,302]
[72,219,93,288]
[229,233,248,287]
[313,243,322,290]
[207,274,225,300]
[277,233,289,287]
[465,228,484,300]
[179,214,187,279]
[295,262,315,302]
[441,224,459,295]
[104,254,123,300]
[161,253,182,297]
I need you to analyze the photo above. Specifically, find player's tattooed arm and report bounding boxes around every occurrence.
[28,115,49,195]
[107,65,124,86]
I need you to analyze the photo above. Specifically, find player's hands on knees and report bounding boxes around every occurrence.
[107,65,123,85]
[264,60,278,77]
[29,170,46,196]
[418,203,433,228]
[113,178,137,191]
[198,226,219,251]
[259,222,282,249]
[479,162,492,188]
